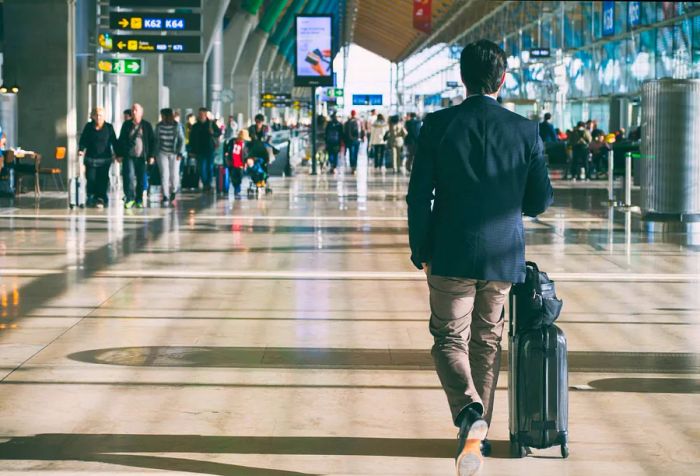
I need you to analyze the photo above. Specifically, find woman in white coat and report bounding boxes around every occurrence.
[369,114,388,169]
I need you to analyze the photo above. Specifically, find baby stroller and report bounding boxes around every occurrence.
[246,139,273,198]
[246,157,271,198]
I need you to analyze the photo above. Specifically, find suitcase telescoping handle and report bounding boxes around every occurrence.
[509,289,516,337]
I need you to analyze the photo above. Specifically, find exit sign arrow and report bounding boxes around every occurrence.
[97,58,144,76]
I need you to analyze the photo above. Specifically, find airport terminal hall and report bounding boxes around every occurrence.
[1,0,700,475]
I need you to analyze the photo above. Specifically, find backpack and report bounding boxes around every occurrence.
[326,124,341,144]
[511,261,563,333]
[346,119,360,141]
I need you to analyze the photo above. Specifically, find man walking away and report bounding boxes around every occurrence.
[189,107,221,192]
[404,112,422,173]
[155,108,186,206]
[539,112,558,144]
[343,110,362,174]
[406,40,553,476]
[324,113,344,174]
[117,103,156,209]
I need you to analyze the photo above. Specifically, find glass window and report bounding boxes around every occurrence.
[693,14,700,78]
[658,2,680,21]
[674,19,692,78]
[657,26,675,77]
[641,1,656,25]
[581,1,594,45]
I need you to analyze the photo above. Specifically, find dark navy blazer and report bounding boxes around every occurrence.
[406,95,553,283]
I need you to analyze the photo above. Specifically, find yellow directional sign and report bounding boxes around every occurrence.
[118,18,128,28]
[131,17,142,29]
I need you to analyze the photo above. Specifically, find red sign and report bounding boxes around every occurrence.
[413,0,432,34]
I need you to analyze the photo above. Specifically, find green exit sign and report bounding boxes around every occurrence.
[325,88,344,98]
[98,58,144,76]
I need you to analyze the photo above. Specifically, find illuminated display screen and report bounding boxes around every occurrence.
[295,15,334,87]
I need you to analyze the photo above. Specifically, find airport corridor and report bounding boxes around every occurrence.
[0,155,698,475]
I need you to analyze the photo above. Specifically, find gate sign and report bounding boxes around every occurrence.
[602,1,615,37]
[628,1,641,29]
[98,58,144,76]
[109,35,201,53]
[110,12,201,32]
[109,0,201,7]
[352,94,383,106]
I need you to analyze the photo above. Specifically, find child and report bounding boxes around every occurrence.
[225,129,250,198]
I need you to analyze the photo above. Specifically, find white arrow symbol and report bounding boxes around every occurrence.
[127,62,140,72]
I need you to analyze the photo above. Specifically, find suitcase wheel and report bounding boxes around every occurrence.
[510,440,527,458]
[561,444,569,459]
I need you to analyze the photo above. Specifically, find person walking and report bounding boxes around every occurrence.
[567,121,592,180]
[324,113,344,174]
[344,110,363,174]
[225,115,239,141]
[538,112,558,143]
[386,115,407,172]
[369,114,388,170]
[404,112,422,173]
[224,129,250,198]
[117,103,156,209]
[78,107,118,208]
[189,107,221,191]
[406,40,553,476]
[155,108,185,206]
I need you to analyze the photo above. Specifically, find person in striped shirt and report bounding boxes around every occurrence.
[155,108,185,206]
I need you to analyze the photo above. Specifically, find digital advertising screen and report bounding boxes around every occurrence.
[295,15,334,87]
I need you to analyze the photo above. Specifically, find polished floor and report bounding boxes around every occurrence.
[0,153,698,475]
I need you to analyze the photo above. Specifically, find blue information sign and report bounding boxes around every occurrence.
[627,1,641,29]
[352,94,383,106]
[602,1,615,37]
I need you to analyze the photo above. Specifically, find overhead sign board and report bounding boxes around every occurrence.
[260,92,292,101]
[105,34,201,53]
[294,15,334,87]
[110,12,201,31]
[352,94,383,106]
[324,88,344,98]
[446,81,459,88]
[109,0,201,7]
[98,58,144,75]
[602,1,615,37]
[529,48,551,58]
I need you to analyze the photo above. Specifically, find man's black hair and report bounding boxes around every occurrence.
[460,40,507,95]
[123,109,133,116]
[254,113,265,122]
[544,112,552,121]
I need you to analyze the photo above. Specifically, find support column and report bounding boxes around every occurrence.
[207,23,224,118]
[165,60,205,112]
[3,0,79,179]
[232,0,287,122]
[132,55,164,123]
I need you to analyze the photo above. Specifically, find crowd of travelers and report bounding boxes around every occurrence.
[538,112,635,181]
[77,104,277,208]
[318,108,423,175]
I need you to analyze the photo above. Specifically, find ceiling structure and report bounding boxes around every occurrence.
[345,0,506,63]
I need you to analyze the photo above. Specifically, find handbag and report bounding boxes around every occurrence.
[511,261,563,333]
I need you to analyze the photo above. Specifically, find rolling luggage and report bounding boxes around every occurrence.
[508,262,569,459]
[216,165,229,195]
[182,157,199,190]
[69,158,86,209]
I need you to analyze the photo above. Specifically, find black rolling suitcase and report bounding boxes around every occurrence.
[182,156,199,191]
[508,261,569,459]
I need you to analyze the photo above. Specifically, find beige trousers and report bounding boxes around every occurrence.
[427,272,511,426]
